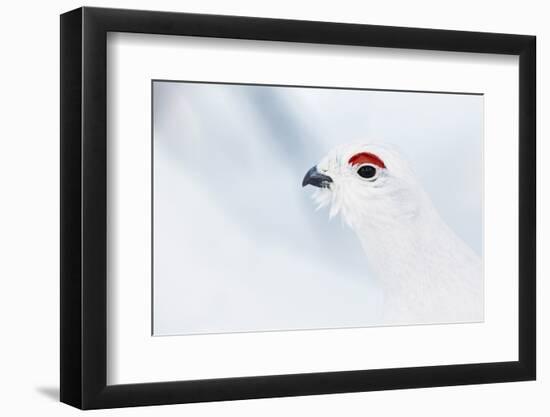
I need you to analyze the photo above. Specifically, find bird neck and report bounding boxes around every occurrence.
[342,189,482,323]
[351,200,471,295]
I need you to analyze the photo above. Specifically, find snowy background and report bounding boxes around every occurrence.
[153,81,483,336]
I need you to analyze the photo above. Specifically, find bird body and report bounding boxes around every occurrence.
[303,143,483,325]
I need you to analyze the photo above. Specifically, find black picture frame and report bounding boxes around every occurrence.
[60,6,536,410]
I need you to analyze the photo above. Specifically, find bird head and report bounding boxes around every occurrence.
[302,143,427,229]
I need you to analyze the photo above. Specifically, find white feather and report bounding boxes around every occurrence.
[309,143,483,325]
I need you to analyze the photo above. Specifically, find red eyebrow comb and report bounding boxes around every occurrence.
[348,152,386,168]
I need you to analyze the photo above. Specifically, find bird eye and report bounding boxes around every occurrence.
[357,164,378,180]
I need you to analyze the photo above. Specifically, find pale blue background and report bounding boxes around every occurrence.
[153,81,483,336]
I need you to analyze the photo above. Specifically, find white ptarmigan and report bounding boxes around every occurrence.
[302,143,483,325]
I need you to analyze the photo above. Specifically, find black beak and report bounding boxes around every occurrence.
[302,166,333,188]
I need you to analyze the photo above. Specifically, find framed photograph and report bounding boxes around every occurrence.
[60,6,536,409]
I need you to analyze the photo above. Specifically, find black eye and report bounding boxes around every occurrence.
[357,164,377,179]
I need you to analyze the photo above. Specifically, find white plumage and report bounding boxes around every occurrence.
[303,143,483,325]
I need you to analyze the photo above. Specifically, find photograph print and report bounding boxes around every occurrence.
[152,80,483,336]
